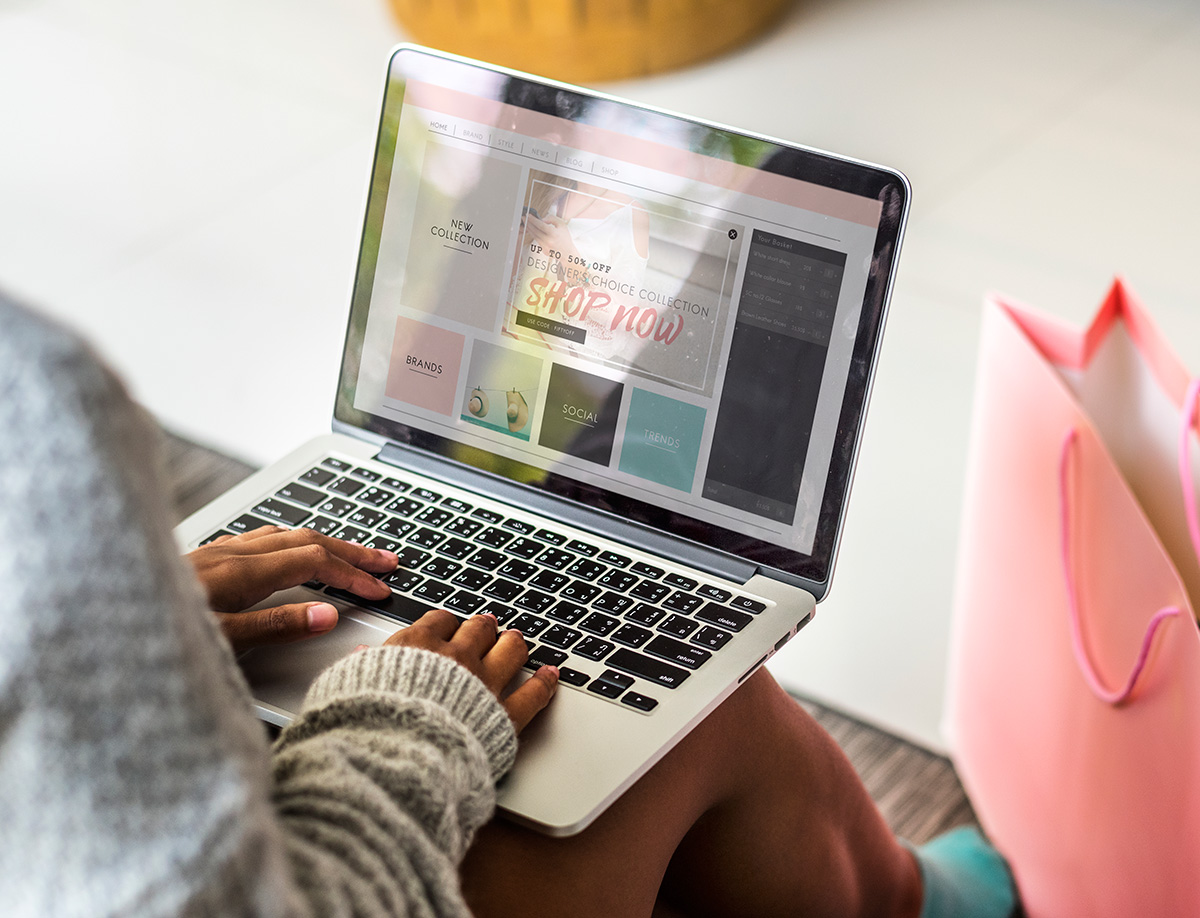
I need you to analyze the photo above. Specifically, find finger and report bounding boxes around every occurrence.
[504,666,559,734]
[207,533,237,545]
[449,612,499,661]
[411,608,460,643]
[233,528,398,573]
[256,543,394,600]
[226,524,290,542]
[477,628,529,694]
[217,601,338,653]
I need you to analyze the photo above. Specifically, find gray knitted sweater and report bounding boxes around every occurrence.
[0,297,517,916]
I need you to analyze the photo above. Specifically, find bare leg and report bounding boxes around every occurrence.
[461,669,922,918]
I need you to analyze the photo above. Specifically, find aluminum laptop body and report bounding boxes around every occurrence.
[176,45,910,836]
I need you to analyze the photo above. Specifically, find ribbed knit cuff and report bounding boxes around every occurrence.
[303,646,517,779]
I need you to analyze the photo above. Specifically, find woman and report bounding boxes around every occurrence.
[0,294,1016,917]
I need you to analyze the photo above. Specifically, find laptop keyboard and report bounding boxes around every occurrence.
[204,456,770,715]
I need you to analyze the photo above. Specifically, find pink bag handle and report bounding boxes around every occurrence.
[1058,378,1200,705]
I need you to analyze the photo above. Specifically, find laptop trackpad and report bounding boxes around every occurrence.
[236,590,398,718]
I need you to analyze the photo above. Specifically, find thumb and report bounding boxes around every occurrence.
[504,666,559,734]
[217,601,339,653]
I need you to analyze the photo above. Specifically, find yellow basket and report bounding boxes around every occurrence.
[387,0,795,83]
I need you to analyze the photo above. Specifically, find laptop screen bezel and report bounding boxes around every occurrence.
[333,45,909,595]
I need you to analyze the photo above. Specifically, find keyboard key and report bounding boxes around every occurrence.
[565,538,599,557]
[535,548,576,570]
[621,691,658,712]
[253,499,311,527]
[530,570,570,593]
[276,482,326,508]
[395,547,431,569]
[692,626,733,651]
[412,488,441,503]
[475,526,513,548]
[379,517,416,539]
[381,477,410,492]
[385,497,423,517]
[451,568,491,591]
[506,537,543,560]
[437,537,475,560]
[592,592,635,616]
[573,635,615,661]
[412,581,454,604]
[526,646,568,670]
[350,466,381,482]
[503,518,536,535]
[497,559,537,582]
[328,476,365,497]
[482,601,517,625]
[347,508,386,529]
[606,648,690,689]
[612,624,653,648]
[484,580,523,602]
[560,581,601,604]
[697,585,732,603]
[541,625,582,649]
[333,525,371,544]
[321,457,353,471]
[663,591,704,615]
[630,562,664,579]
[597,570,638,592]
[645,635,711,670]
[441,497,472,513]
[200,530,232,545]
[227,514,271,534]
[629,581,671,604]
[731,596,767,614]
[626,603,666,627]
[301,466,336,487]
[445,517,484,538]
[384,570,422,593]
[587,679,623,699]
[658,614,699,639]
[515,590,555,615]
[324,587,426,625]
[415,506,453,527]
[598,550,631,568]
[565,558,605,581]
[467,547,506,571]
[306,515,342,536]
[407,527,446,549]
[547,600,587,625]
[317,498,356,518]
[534,528,567,546]
[472,507,504,524]
[557,667,590,687]
[695,603,753,633]
[445,591,487,614]
[663,573,698,591]
[509,613,550,636]
[366,536,403,553]
[421,557,461,580]
[358,487,396,508]
[580,612,620,636]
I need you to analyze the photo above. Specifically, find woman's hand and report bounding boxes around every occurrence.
[384,609,559,734]
[187,526,398,652]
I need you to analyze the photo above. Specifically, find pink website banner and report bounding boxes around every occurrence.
[404,81,883,229]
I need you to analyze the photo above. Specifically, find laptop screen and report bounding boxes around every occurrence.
[336,46,908,589]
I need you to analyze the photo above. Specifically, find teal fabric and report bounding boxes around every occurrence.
[911,827,1017,918]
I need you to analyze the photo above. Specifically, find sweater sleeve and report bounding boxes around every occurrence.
[0,296,514,917]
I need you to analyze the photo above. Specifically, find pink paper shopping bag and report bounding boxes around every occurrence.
[946,279,1200,918]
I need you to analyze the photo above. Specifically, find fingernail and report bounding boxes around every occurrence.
[354,644,369,653]
[307,603,338,633]
[544,665,560,681]
[376,549,399,564]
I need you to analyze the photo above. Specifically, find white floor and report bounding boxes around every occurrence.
[3,0,1198,749]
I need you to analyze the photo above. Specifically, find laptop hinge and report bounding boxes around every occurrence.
[375,442,758,585]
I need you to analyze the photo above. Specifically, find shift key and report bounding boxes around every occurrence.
[252,498,311,527]
[606,648,690,689]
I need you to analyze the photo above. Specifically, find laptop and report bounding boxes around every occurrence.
[175,44,910,837]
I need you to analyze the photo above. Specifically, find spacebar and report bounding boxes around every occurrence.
[324,588,429,625]
[606,648,690,689]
